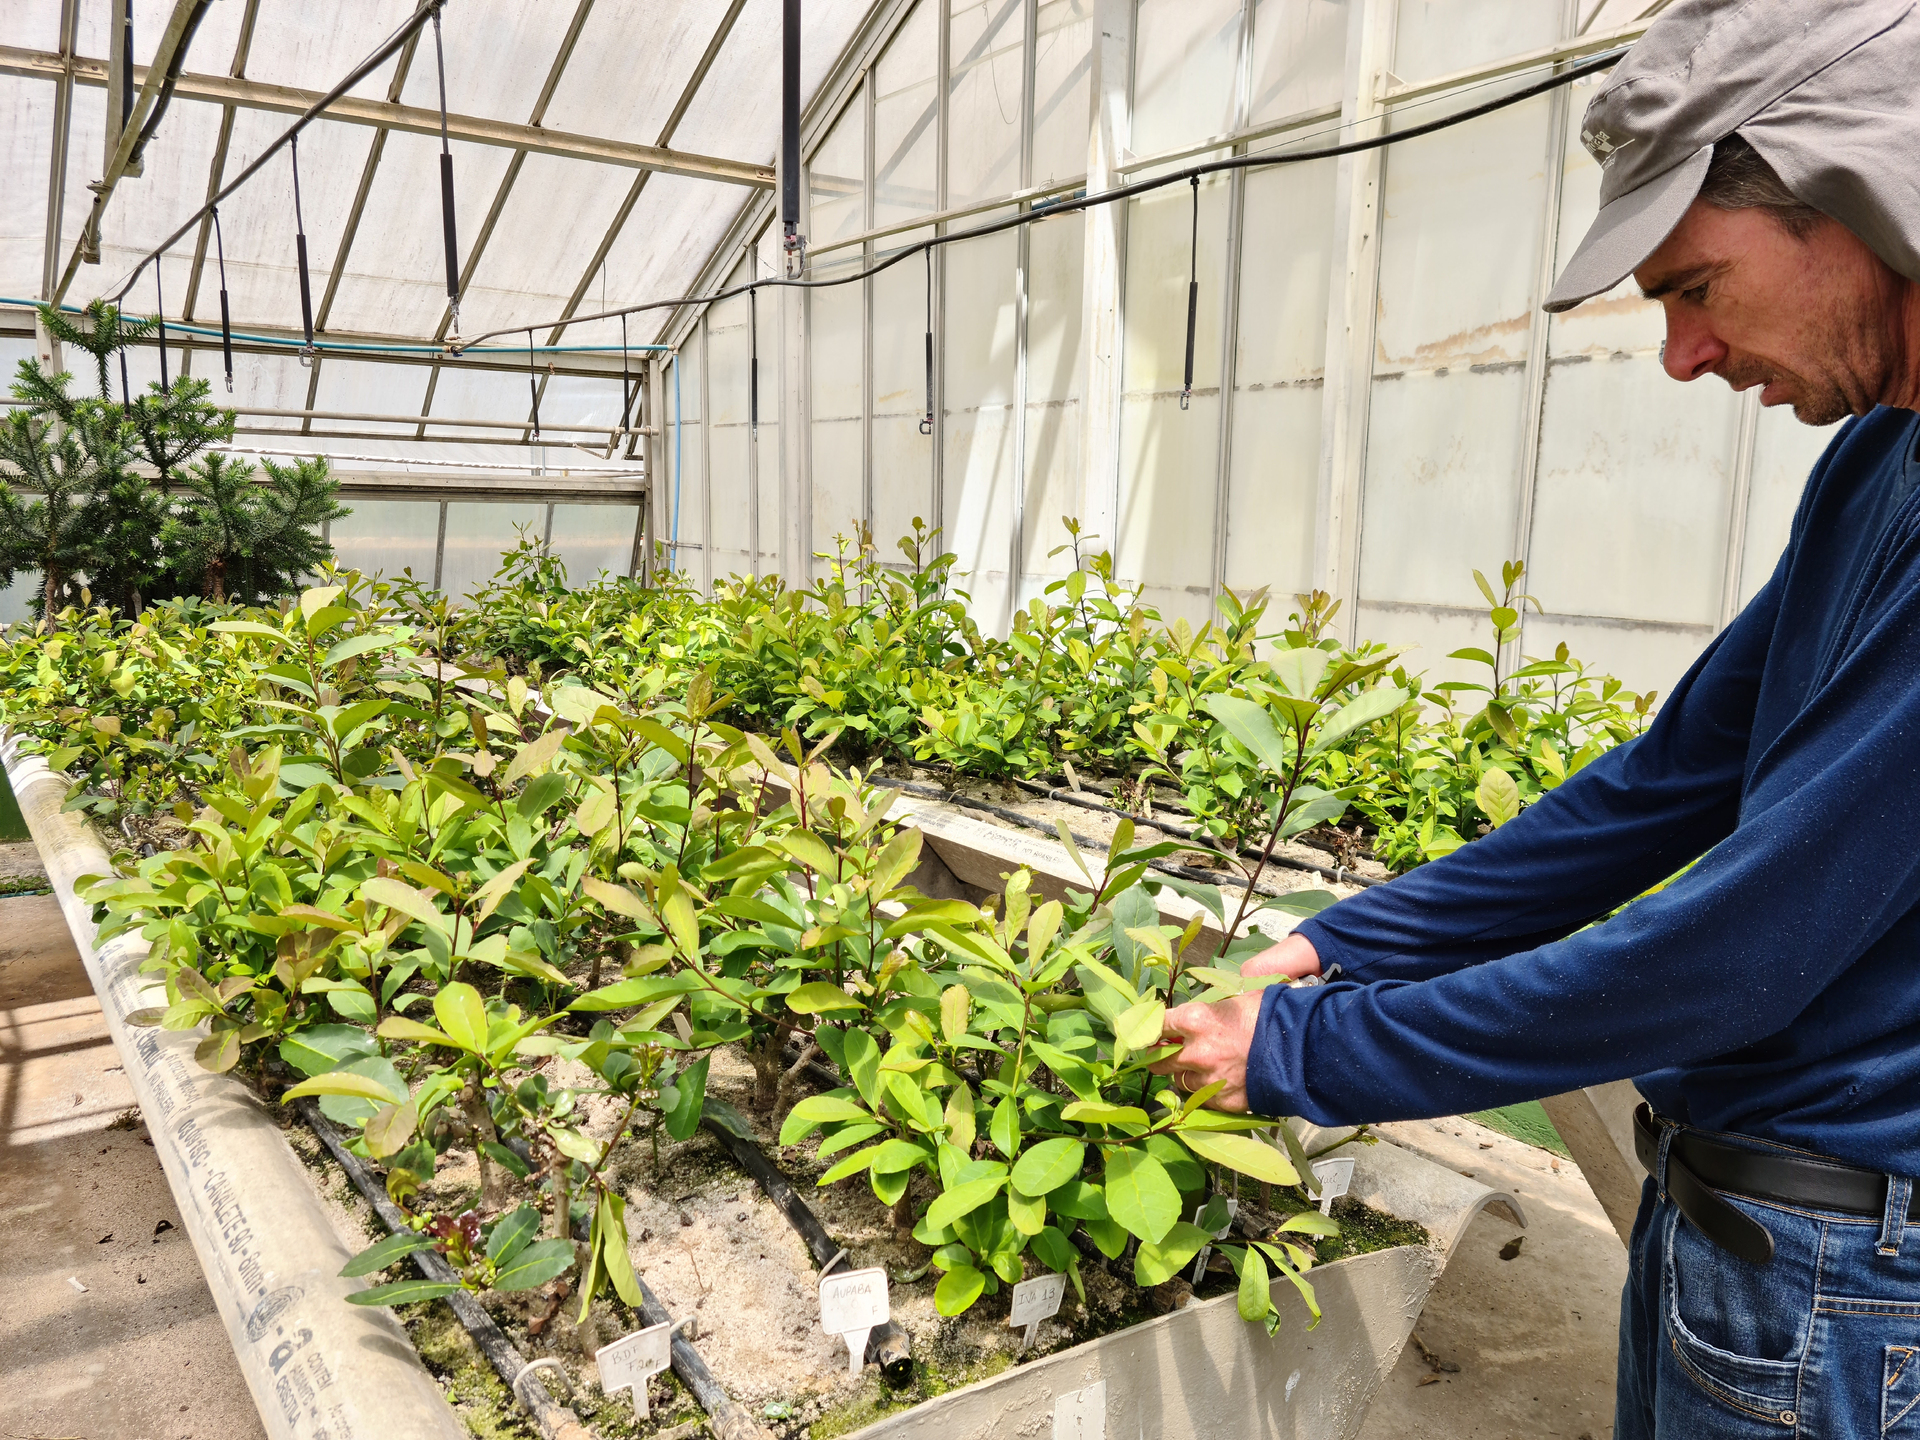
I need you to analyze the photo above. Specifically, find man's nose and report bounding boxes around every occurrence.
[1661,307,1727,382]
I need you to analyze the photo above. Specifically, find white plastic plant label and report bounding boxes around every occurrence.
[596,1320,674,1418]
[1190,1196,1239,1284]
[1007,1272,1065,1348]
[819,1265,890,1375]
[1311,1156,1355,1216]
[1052,1379,1106,1440]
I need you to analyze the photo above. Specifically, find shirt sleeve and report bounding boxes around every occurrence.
[1290,558,1782,986]
[1247,523,1920,1125]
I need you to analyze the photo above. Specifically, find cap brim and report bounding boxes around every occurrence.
[1543,146,1712,312]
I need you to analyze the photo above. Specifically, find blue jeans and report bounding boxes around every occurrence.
[1617,1127,1920,1439]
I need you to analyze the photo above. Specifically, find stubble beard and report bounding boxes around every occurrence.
[1719,284,1892,426]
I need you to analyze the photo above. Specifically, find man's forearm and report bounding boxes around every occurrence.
[1239,931,1322,981]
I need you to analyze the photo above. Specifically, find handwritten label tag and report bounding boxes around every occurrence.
[819,1266,890,1375]
[1008,1272,1065,1348]
[597,1321,673,1418]
[1311,1156,1355,1216]
[1190,1197,1239,1284]
[1052,1379,1106,1440]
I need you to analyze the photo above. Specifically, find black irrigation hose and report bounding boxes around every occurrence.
[212,207,233,392]
[1180,174,1198,412]
[865,773,1380,892]
[432,3,462,334]
[291,135,315,357]
[701,1116,915,1384]
[295,1099,594,1440]
[459,47,1627,353]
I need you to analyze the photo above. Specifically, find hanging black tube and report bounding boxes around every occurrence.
[212,207,233,393]
[433,6,461,329]
[918,246,933,436]
[749,286,759,436]
[155,257,169,389]
[291,136,315,355]
[781,0,800,234]
[619,310,633,431]
[118,348,130,406]
[120,5,135,135]
[527,330,541,439]
[1181,175,1198,412]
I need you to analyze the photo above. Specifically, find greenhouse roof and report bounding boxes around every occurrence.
[0,0,887,472]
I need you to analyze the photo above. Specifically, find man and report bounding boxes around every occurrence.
[1153,2,1920,1435]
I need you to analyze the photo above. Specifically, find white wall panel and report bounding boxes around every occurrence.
[1031,0,1092,187]
[1247,0,1346,125]
[329,499,440,585]
[442,501,545,599]
[948,0,1026,209]
[1132,0,1244,158]
[1530,355,1741,625]
[1389,0,1559,84]
[810,103,867,249]
[874,0,940,228]
[1022,209,1087,580]
[549,504,639,583]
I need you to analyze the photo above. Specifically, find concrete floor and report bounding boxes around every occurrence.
[0,881,264,1440]
[1357,1116,1629,1440]
[0,836,1628,1440]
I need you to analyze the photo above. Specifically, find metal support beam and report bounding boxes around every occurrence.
[55,0,212,302]
[1314,0,1393,642]
[1076,0,1131,556]
[37,0,79,374]
[0,45,775,190]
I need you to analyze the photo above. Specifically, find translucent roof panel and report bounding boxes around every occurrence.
[5,0,888,471]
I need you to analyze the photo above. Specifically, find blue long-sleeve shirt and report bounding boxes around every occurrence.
[1249,405,1920,1174]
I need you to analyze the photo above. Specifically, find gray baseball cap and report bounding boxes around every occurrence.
[1544,0,1920,313]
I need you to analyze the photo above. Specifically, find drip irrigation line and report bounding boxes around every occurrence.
[1180,174,1198,412]
[700,1116,914,1383]
[212,207,233,392]
[103,0,445,305]
[459,46,1626,353]
[295,1099,594,1440]
[432,2,462,337]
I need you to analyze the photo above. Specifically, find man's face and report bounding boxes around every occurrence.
[1634,201,1902,425]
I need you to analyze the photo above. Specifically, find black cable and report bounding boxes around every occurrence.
[154,257,168,389]
[462,47,1625,353]
[291,135,315,360]
[749,285,759,437]
[212,206,233,393]
[619,309,633,432]
[1181,174,1198,412]
[433,3,461,334]
[120,5,134,134]
[526,329,540,439]
[918,244,933,436]
[108,0,441,303]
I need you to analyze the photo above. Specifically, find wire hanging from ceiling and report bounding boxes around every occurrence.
[749,285,759,437]
[290,135,315,364]
[154,256,169,389]
[918,246,933,437]
[432,2,463,340]
[527,329,541,441]
[212,207,234,393]
[1180,174,1198,412]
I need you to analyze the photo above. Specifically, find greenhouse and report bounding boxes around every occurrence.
[3,0,1916,1437]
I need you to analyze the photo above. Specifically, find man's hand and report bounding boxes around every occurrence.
[1148,933,1320,1112]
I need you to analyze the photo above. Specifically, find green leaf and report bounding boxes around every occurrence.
[345,1279,459,1307]
[662,1056,709,1142]
[1237,1242,1270,1322]
[1272,646,1332,700]
[787,1095,873,1126]
[340,1229,437,1278]
[1278,1209,1342,1237]
[1104,1147,1180,1244]
[818,1145,885,1185]
[923,1174,1007,1231]
[1200,695,1293,775]
[1007,1185,1046,1236]
[868,1138,935,1175]
[1112,998,1166,1056]
[209,620,288,642]
[279,1024,377,1077]
[487,1206,542,1266]
[1010,1137,1085,1198]
[433,982,489,1054]
[787,982,865,1014]
[363,1099,418,1158]
[1060,1100,1148,1129]
[988,1095,1020,1159]
[1134,1221,1213,1286]
[1177,1129,1298,1187]
[595,1191,643,1307]
[1310,686,1409,754]
[493,1236,576,1293]
[361,877,449,935]
[280,1071,406,1105]
[934,1263,987,1316]
[581,874,652,923]
[1476,766,1520,827]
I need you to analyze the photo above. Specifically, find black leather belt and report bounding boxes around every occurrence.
[1633,1104,1920,1266]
